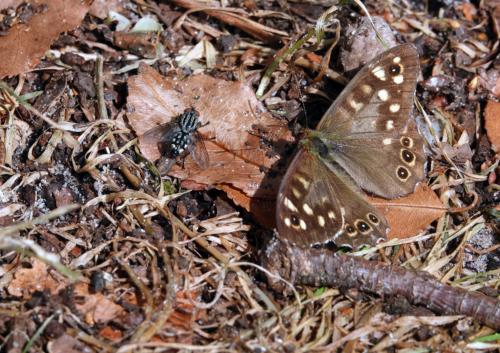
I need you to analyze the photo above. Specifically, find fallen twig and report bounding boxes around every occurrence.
[261,237,500,330]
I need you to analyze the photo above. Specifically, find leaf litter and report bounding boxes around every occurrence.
[0,0,498,352]
[128,63,292,222]
[0,0,92,78]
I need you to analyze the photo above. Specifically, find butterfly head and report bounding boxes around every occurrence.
[299,130,331,160]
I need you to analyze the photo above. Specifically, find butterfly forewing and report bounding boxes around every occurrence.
[276,149,388,248]
[317,44,419,132]
[317,43,423,198]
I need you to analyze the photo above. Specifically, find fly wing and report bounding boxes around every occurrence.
[189,133,210,169]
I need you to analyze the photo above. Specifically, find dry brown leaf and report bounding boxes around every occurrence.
[222,184,276,228]
[7,258,66,297]
[74,283,125,325]
[167,290,206,330]
[113,32,157,58]
[369,183,445,239]
[484,100,500,151]
[0,0,91,78]
[98,326,123,342]
[47,334,86,353]
[0,0,24,11]
[457,3,477,22]
[128,64,292,203]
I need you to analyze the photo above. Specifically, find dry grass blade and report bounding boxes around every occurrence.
[171,0,287,43]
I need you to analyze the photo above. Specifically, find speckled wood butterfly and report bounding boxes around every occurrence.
[276,44,424,249]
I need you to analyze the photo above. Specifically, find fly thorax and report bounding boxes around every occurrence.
[180,109,200,133]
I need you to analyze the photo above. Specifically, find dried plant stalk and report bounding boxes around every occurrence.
[261,238,500,330]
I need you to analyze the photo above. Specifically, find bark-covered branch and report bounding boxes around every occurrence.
[261,238,500,330]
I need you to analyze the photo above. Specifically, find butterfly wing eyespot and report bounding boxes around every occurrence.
[389,63,402,75]
[400,136,413,148]
[400,149,415,166]
[355,220,371,234]
[396,166,411,181]
[345,225,357,237]
[367,213,380,225]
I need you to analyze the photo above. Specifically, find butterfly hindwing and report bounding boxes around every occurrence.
[276,150,388,248]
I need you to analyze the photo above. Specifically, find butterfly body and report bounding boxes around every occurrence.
[276,44,424,249]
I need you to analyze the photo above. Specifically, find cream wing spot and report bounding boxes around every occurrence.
[361,84,373,95]
[383,138,392,145]
[327,210,336,219]
[386,120,394,130]
[284,217,291,227]
[292,188,301,198]
[303,203,313,216]
[393,56,401,64]
[377,89,389,101]
[284,197,298,212]
[349,99,364,112]
[317,215,325,227]
[299,219,307,230]
[296,176,310,190]
[389,103,400,113]
[372,66,386,81]
[393,75,404,84]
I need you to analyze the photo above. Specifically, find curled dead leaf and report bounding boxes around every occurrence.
[484,100,500,151]
[0,0,91,78]
[7,258,66,297]
[368,183,445,239]
[128,64,292,203]
[74,283,125,325]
